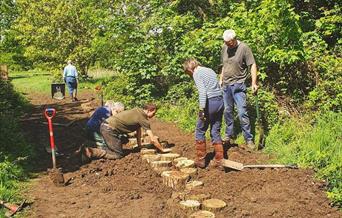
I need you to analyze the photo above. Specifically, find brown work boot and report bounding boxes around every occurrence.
[209,142,224,169]
[195,140,207,168]
[87,147,106,159]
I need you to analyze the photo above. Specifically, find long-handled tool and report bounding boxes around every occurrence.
[222,159,298,171]
[255,93,265,150]
[44,108,65,186]
[0,200,26,217]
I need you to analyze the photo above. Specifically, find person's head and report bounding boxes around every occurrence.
[143,103,157,118]
[105,100,125,115]
[183,58,200,76]
[223,29,237,48]
[67,60,72,65]
[112,102,125,115]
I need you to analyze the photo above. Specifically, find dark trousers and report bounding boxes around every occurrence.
[195,96,224,143]
[100,123,124,159]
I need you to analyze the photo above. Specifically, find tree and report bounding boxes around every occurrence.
[13,0,110,75]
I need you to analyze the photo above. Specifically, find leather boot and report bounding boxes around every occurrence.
[87,147,106,159]
[210,142,224,169]
[195,140,206,168]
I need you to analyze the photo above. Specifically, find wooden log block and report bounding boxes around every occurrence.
[186,193,211,203]
[202,199,226,212]
[173,157,188,164]
[128,138,137,146]
[160,153,180,161]
[180,168,197,177]
[0,64,8,80]
[162,148,172,153]
[140,148,156,155]
[179,200,200,211]
[176,159,195,169]
[151,160,172,174]
[151,160,172,169]
[141,154,160,163]
[185,180,204,190]
[161,170,190,190]
[189,210,215,218]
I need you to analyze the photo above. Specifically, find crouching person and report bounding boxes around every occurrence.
[81,101,125,161]
[86,101,125,149]
[95,103,165,160]
[183,58,224,169]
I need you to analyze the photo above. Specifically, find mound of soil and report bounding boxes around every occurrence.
[21,91,341,218]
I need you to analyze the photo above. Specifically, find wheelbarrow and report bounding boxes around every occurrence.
[222,159,298,171]
[44,108,65,186]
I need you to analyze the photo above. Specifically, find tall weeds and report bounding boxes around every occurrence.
[265,112,342,206]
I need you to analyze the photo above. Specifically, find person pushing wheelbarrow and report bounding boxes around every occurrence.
[63,60,79,102]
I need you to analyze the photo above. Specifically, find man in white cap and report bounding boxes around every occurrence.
[220,29,258,150]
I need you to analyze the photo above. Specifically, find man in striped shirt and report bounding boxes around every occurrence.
[183,58,224,168]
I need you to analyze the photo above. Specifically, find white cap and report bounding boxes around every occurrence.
[223,29,236,41]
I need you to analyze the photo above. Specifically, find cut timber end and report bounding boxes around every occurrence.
[140,148,156,155]
[160,153,180,161]
[162,148,172,153]
[141,154,160,163]
[128,138,137,146]
[176,159,195,169]
[179,200,200,211]
[151,161,172,174]
[202,199,226,212]
[186,180,204,190]
[186,193,211,202]
[161,170,190,190]
[180,168,197,177]
[189,210,215,218]
[173,157,188,164]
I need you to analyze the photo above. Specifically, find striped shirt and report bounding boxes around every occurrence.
[193,66,222,109]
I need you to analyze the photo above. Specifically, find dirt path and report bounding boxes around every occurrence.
[21,91,341,218]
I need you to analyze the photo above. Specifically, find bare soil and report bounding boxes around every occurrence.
[20,91,341,218]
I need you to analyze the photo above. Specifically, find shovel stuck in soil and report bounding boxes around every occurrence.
[44,108,65,186]
[222,159,298,171]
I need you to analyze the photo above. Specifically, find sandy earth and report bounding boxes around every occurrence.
[19,91,341,218]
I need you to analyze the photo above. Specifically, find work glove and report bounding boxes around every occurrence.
[198,109,206,121]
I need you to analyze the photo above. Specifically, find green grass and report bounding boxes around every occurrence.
[10,70,52,93]
[10,69,111,96]
[265,112,342,206]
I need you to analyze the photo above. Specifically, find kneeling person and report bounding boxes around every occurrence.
[89,103,165,160]
[86,101,125,149]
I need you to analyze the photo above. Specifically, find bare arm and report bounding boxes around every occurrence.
[251,63,258,93]
[146,130,164,152]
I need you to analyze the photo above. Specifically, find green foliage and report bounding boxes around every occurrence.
[265,112,342,206]
[0,79,33,215]
[13,0,111,75]
[103,73,135,107]
[157,97,198,133]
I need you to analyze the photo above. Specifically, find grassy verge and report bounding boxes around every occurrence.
[10,69,110,95]
[0,79,33,216]
[265,112,342,206]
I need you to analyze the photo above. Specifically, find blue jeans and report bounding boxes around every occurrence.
[222,83,253,142]
[65,77,77,95]
[195,96,224,143]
